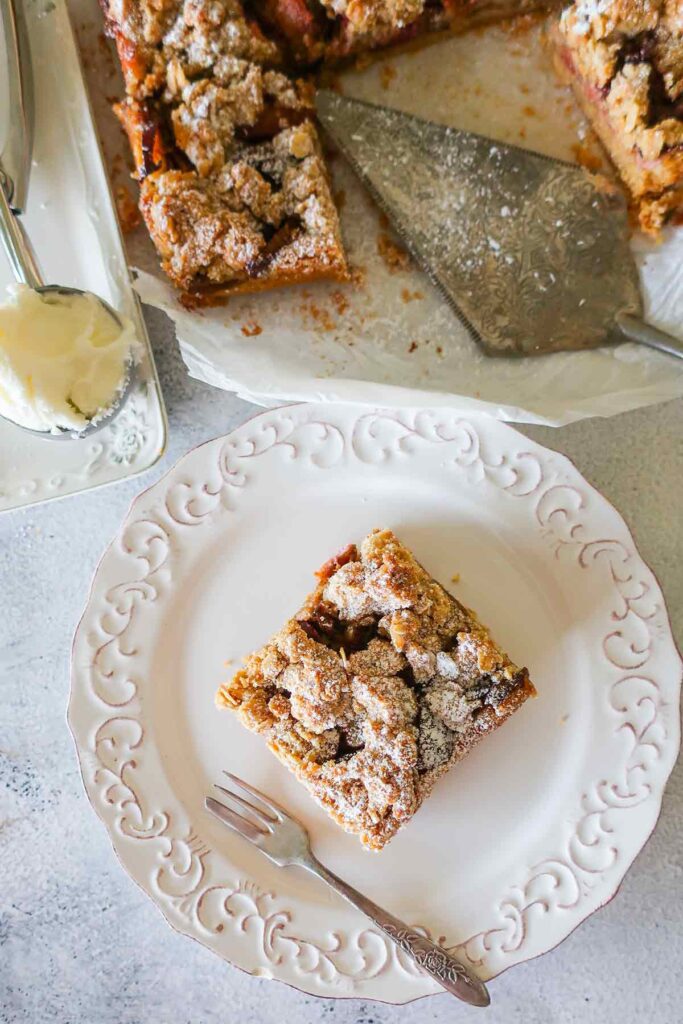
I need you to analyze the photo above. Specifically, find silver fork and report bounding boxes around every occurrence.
[206,771,490,1007]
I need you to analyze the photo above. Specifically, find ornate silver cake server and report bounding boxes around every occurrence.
[316,90,683,360]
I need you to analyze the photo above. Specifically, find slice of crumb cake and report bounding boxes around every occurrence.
[217,528,536,850]
[103,0,347,302]
[553,0,683,232]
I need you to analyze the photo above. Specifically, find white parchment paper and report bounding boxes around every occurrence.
[123,19,682,425]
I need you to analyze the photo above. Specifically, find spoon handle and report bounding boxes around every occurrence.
[0,178,43,289]
[0,0,41,289]
[0,0,34,214]
[616,313,683,360]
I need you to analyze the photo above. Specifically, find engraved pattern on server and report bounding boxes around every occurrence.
[316,94,643,356]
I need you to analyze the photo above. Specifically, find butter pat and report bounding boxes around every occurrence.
[0,285,136,433]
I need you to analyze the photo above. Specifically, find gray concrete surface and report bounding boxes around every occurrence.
[1,305,681,1024]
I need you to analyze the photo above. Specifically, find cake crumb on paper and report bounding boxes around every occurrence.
[504,11,543,38]
[571,142,604,173]
[348,264,367,288]
[331,290,349,316]
[300,301,336,332]
[377,232,411,273]
[241,322,263,337]
[114,186,140,234]
[380,63,397,89]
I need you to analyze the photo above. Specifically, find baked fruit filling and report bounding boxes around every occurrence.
[554,0,683,231]
[217,529,536,850]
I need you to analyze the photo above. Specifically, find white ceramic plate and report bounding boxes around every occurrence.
[0,0,166,513]
[69,404,681,1003]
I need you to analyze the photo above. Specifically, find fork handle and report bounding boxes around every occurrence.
[302,855,490,1007]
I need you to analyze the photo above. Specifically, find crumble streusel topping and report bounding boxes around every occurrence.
[318,0,426,33]
[104,0,281,102]
[138,120,345,288]
[168,59,311,176]
[105,0,282,97]
[218,529,535,850]
[162,0,281,76]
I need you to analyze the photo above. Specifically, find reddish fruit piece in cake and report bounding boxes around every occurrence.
[259,0,329,62]
[217,529,536,850]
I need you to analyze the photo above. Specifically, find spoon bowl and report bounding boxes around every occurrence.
[10,285,136,441]
[0,191,136,440]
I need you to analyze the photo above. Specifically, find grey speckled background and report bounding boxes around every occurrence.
[1,307,681,1024]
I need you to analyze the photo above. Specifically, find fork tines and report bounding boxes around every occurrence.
[206,771,283,843]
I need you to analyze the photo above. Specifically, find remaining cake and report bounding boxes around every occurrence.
[217,529,535,850]
[102,0,347,302]
[103,0,681,304]
[553,0,683,232]
[102,0,555,303]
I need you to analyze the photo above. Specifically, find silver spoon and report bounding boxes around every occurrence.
[0,0,133,440]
